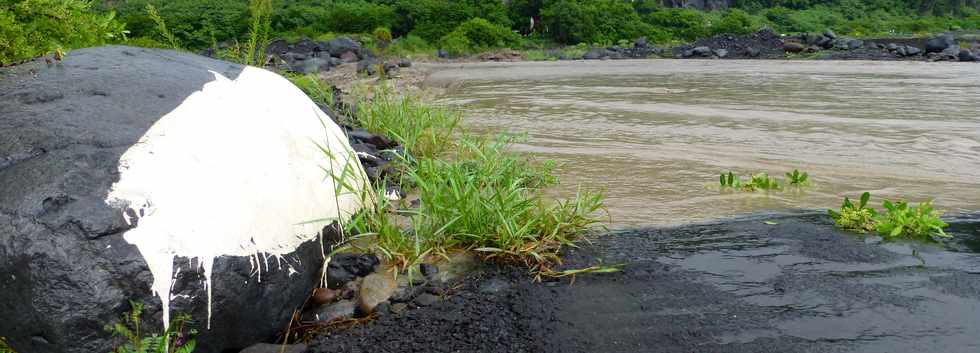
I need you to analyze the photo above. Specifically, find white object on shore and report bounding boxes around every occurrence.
[106,66,367,331]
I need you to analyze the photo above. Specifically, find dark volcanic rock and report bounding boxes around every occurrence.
[960,49,978,62]
[324,36,362,58]
[926,33,956,53]
[678,30,785,59]
[0,46,332,353]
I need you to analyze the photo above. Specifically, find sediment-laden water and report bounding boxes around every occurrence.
[429,60,980,227]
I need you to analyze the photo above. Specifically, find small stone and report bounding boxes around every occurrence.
[478,278,511,294]
[398,59,412,68]
[326,266,355,289]
[712,49,728,58]
[823,28,837,39]
[339,51,359,63]
[314,300,355,323]
[358,272,396,314]
[310,287,339,307]
[414,293,439,307]
[391,302,408,315]
[904,46,922,56]
[239,343,308,353]
[783,42,804,53]
[420,263,439,278]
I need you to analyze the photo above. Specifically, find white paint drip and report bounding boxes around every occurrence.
[106,66,367,332]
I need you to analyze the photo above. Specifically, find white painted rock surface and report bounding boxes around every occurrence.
[0,46,366,353]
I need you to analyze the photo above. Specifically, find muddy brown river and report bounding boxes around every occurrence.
[428,60,980,227]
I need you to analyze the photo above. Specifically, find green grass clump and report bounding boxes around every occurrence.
[352,85,460,159]
[287,73,333,107]
[328,83,605,276]
[829,192,950,240]
[105,301,196,353]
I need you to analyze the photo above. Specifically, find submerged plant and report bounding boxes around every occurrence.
[785,169,809,186]
[720,171,782,191]
[745,172,780,191]
[105,301,196,353]
[876,199,949,240]
[719,171,741,188]
[829,192,878,234]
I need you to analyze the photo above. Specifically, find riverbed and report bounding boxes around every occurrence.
[427,59,980,227]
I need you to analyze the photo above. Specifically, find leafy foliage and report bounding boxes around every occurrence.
[440,17,521,55]
[720,170,804,191]
[1,0,127,64]
[786,169,810,186]
[0,336,15,353]
[876,199,950,239]
[829,192,951,240]
[829,192,878,234]
[105,301,197,353]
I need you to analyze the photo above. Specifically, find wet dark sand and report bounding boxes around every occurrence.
[306,213,980,353]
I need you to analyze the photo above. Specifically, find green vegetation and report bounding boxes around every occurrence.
[0,0,127,64]
[829,192,878,233]
[876,199,949,239]
[786,169,810,186]
[829,192,950,240]
[105,301,197,353]
[3,0,976,64]
[720,170,813,191]
[296,78,607,275]
[0,336,15,353]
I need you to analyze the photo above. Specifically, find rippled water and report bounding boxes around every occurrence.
[429,60,980,228]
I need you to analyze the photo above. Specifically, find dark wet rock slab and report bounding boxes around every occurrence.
[305,212,980,353]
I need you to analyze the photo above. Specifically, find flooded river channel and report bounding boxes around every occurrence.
[429,60,980,227]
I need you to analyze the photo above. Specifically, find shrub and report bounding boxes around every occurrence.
[644,8,710,41]
[373,26,393,44]
[1,0,127,64]
[326,1,395,34]
[711,8,760,35]
[443,18,520,50]
[440,31,473,57]
[540,0,655,45]
[393,0,510,43]
[114,0,248,50]
[386,34,435,57]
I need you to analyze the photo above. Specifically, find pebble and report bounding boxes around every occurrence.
[358,272,396,314]
[413,293,439,307]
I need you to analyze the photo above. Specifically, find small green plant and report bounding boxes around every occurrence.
[745,172,780,191]
[829,192,950,240]
[876,199,949,239]
[373,26,393,44]
[105,301,196,353]
[719,171,741,188]
[1,336,15,353]
[145,4,179,50]
[785,169,809,186]
[720,171,785,191]
[829,192,878,234]
[243,0,272,66]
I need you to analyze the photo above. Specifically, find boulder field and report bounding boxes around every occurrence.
[0,46,366,352]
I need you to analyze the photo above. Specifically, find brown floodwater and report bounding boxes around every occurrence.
[426,60,980,228]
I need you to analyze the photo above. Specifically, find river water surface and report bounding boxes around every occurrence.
[429,60,980,228]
